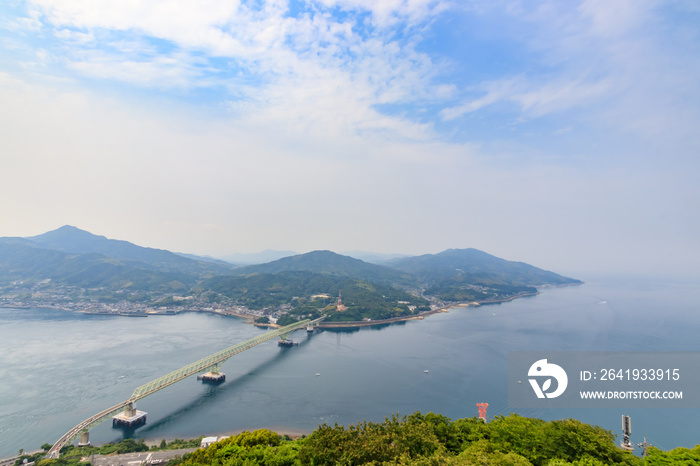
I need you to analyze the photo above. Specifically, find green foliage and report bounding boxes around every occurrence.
[157,438,204,450]
[276,314,297,326]
[39,413,695,466]
[182,430,294,466]
[451,439,532,465]
[645,444,700,465]
[15,451,51,466]
[390,248,582,287]
[2,232,582,316]
[424,278,537,302]
[204,270,427,318]
[296,414,448,465]
[482,414,640,466]
[173,413,685,466]
[36,458,88,466]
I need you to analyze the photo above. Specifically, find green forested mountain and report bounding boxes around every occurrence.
[202,270,428,321]
[26,225,234,276]
[0,227,581,317]
[0,226,232,294]
[0,240,195,292]
[388,248,581,286]
[231,250,412,286]
[386,248,581,302]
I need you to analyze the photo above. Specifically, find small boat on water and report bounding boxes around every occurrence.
[316,373,321,376]
[424,370,429,373]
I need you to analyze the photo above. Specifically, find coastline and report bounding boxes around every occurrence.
[1,291,543,328]
[316,291,541,328]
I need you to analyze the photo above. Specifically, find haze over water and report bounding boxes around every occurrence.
[1,275,698,458]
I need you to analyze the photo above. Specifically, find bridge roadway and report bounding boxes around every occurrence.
[47,317,322,459]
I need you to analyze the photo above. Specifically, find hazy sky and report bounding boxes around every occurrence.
[1,0,699,277]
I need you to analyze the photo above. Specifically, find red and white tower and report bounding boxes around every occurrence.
[477,403,489,422]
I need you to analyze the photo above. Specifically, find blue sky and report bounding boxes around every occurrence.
[1,0,699,277]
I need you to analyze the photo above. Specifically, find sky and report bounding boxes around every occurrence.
[1,0,699,277]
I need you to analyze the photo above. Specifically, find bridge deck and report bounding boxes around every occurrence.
[47,317,322,458]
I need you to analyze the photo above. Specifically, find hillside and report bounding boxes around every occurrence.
[0,226,581,320]
[0,239,195,293]
[203,270,429,322]
[0,226,233,301]
[231,250,412,286]
[27,225,233,276]
[388,248,581,286]
[37,412,698,466]
[385,248,581,302]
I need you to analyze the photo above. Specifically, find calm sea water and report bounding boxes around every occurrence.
[1,275,698,458]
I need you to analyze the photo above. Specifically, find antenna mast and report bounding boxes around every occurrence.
[620,415,634,452]
[638,436,652,457]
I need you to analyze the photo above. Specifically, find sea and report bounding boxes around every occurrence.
[1,274,698,458]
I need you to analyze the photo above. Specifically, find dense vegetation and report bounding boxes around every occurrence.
[229,250,411,287]
[19,413,698,466]
[203,271,429,321]
[148,413,697,465]
[424,278,537,302]
[1,226,582,322]
[388,249,582,287]
[16,437,203,466]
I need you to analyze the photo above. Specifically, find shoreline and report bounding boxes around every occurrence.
[1,291,543,328]
[316,291,541,328]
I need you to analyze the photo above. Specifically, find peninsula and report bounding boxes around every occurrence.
[0,226,581,326]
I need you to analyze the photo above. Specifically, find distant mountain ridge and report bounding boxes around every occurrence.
[27,225,232,276]
[231,250,412,287]
[220,250,298,265]
[0,226,581,320]
[0,240,195,291]
[388,248,582,286]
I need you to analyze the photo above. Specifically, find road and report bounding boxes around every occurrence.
[0,450,44,466]
[86,448,197,466]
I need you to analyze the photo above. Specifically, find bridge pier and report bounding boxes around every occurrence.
[197,363,226,383]
[198,372,226,383]
[77,431,90,447]
[112,402,147,428]
[47,317,324,459]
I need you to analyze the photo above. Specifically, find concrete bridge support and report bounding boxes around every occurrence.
[77,431,90,447]
[113,402,147,427]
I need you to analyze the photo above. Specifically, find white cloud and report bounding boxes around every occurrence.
[54,28,94,43]
[20,0,446,143]
[442,0,700,148]
[2,1,699,277]
[314,0,449,27]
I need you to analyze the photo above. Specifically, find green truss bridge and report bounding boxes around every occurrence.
[46,317,323,459]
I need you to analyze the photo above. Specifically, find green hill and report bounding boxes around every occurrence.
[48,412,695,466]
[388,248,581,286]
[385,248,581,302]
[0,240,194,292]
[0,227,582,318]
[27,225,233,276]
[0,226,233,295]
[202,270,429,321]
[231,250,412,286]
